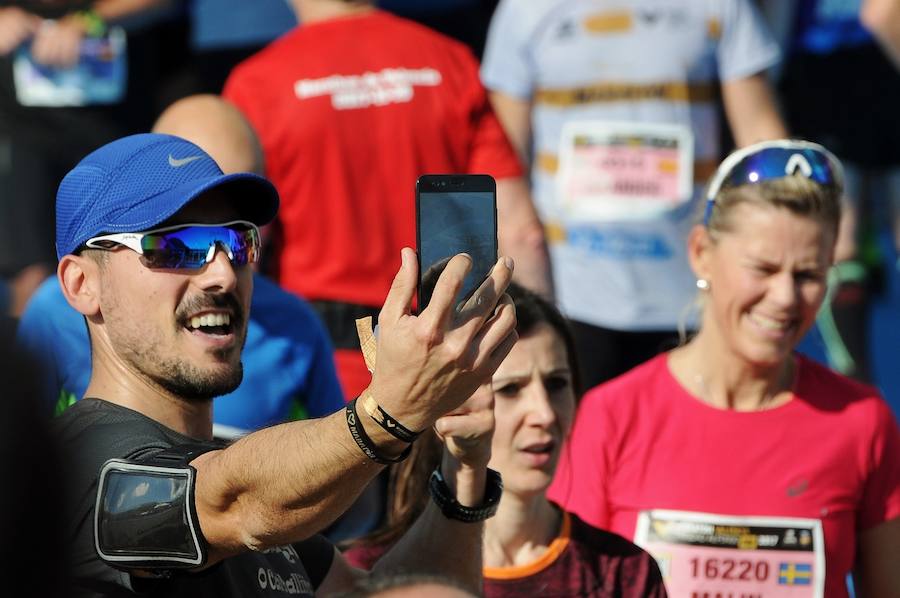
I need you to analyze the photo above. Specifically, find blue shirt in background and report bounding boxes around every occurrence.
[190,0,297,50]
[17,273,346,438]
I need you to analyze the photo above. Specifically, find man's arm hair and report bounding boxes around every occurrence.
[191,411,392,563]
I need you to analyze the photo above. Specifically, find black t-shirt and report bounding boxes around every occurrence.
[54,399,335,597]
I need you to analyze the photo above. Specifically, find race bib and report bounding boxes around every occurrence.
[556,121,693,222]
[635,510,825,598]
[14,26,127,107]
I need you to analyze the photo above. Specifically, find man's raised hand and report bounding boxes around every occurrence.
[369,248,517,434]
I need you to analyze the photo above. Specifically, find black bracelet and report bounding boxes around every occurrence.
[428,467,503,522]
[345,399,412,465]
[360,391,420,443]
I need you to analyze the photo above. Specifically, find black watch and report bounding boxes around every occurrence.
[428,467,502,522]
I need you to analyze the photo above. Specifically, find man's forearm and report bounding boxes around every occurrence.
[191,251,516,567]
[192,408,403,563]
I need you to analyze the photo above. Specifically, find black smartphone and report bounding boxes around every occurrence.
[415,174,498,313]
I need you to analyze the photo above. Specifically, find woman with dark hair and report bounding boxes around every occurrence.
[345,282,667,597]
[549,140,900,598]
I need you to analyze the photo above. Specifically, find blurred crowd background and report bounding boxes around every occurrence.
[0,1,898,594]
[1,0,896,408]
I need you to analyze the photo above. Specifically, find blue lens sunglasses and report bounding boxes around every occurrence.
[703,140,844,226]
[83,220,261,269]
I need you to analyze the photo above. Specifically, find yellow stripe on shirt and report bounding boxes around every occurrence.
[583,11,633,34]
[535,81,718,106]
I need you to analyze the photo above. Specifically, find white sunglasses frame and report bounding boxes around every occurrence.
[83,220,261,265]
[705,139,845,202]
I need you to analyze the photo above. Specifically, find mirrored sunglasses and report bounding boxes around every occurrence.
[704,140,844,225]
[84,220,261,269]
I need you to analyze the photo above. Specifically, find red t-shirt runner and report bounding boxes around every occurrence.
[224,10,521,398]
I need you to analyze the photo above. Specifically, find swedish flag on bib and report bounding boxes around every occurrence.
[779,562,813,586]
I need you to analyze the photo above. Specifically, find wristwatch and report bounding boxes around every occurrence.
[428,467,503,522]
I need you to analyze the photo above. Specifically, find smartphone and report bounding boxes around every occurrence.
[416,174,498,313]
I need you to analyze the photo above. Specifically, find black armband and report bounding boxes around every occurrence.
[94,443,217,571]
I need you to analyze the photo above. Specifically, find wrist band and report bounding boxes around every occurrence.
[346,399,411,465]
[360,390,420,443]
[428,467,503,522]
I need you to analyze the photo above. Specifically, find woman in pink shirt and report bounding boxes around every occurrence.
[549,140,900,598]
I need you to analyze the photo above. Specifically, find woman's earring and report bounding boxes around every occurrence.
[696,278,710,291]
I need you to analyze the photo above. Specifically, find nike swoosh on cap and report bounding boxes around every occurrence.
[168,154,204,168]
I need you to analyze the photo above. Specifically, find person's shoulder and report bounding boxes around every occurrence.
[251,272,307,310]
[20,276,73,321]
[371,10,471,53]
[491,0,565,35]
[53,399,173,459]
[568,512,651,558]
[567,513,665,593]
[366,9,484,73]
[28,275,66,305]
[582,354,670,407]
[795,354,896,428]
[250,273,329,339]
[796,354,883,405]
[228,25,303,81]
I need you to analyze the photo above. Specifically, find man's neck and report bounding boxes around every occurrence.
[292,0,375,24]
[85,354,214,440]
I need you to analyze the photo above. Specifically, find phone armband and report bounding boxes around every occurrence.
[94,443,216,571]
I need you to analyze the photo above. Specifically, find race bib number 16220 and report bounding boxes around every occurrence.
[634,510,825,598]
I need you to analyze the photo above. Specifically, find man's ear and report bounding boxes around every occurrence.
[58,255,102,317]
[686,224,714,283]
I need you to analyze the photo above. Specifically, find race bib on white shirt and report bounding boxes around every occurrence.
[556,121,693,222]
[635,510,825,598]
[14,26,127,107]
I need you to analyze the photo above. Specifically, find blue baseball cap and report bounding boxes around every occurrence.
[55,133,280,259]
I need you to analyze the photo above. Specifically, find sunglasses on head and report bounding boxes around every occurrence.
[83,220,261,269]
[703,140,844,225]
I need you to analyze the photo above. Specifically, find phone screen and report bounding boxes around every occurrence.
[417,181,497,312]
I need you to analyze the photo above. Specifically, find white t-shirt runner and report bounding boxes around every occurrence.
[482,0,780,330]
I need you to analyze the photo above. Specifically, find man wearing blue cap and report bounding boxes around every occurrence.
[53,133,517,596]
